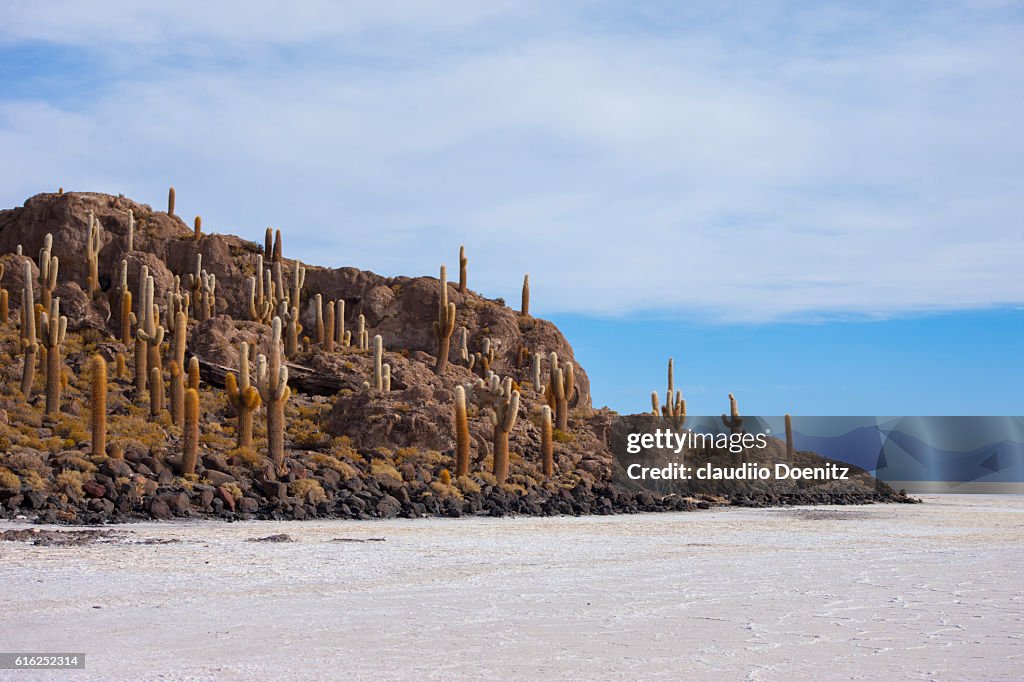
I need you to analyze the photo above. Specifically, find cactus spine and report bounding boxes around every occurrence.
[168,186,176,216]
[721,393,744,434]
[90,355,107,457]
[149,366,164,417]
[785,413,794,459]
[181,388,199,475]
[433,265,456,373]
[40,297,67,415]
[226,341,261,449]
[257,317,290,465]
[521,274,529,316]
[169,361,184,426]
[459,245,468,293]
[541,404,554,477]
[454,385,470,477]
[85,210,103,298]
[547,352,574,431]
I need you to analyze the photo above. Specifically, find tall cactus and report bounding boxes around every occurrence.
[136,275,165,386]
[169,360,184,426]
[324,300,335,352]
[288,261,305,310]
[372,334,385,390]
[149,366,164,417]
[226,341,261,449]
[655,358,686,429]
[547,352,574,431]
[126,209,134,252]
[187,356,200,391]
[257,317,291,465]
[264,228,273,259]
[18,260,36,395]
[40,297,67,415]
[521,274,530,316]
[117,260,133,344]
[281,305,300,358]
[193,215,202,241]
[532,352,542,392]
[785,413,794,459]
[334,299,347,347]
[37,233,58,311]
[314,294,325,346]
[721,393,744,434]
[247,269,273,324]
[85,210,103,298]
[433,266,456,373]
[90,355,107,457]
[485,376,520,485]
[454,385,471,477]
[168,186,176,216]
[356,313,367,350]
[181,388,199,475]
[541,405,554,477]
[459,245,468,293]
[170,311,187,374]
[272,229,283,263]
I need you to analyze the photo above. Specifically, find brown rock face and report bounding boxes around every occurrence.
[0,191,591,409]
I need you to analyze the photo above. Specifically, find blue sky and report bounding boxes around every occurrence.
[0,1,1021,414]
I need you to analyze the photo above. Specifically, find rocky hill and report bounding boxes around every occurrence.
[0,190,912,523]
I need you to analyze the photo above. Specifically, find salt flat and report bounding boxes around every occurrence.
[1,495,1021,681]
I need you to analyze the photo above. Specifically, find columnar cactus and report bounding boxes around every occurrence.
[314,294,325,346]
[324,300,335,352]
[433,265,456,373]
[193,215,202,241]
[169,361,184,426]
[171,311,187,374]
[459,327,470,366]
[459,245,468,294]
[85,210,103,298]
[287,261,305,311]
[40,297,67,416]
[372,334,385,390]
[118,260,133,344]
[785,413,794,459]
[168,186,176,216]
[136,275,165,385]
[186,254,203,320]
[721,393,744,435]
[474,338,495,375]
[547,352,574,431]
[247,269,274,324]
[115,352,126,379]
[454,385,470,477]
[181,388,199,475]
[198,271,216,321]
[0,263,7,324]
[226,341,261,449]
[90,355,107,457]
[382,363,391,392]
[282,305,300,358]
[149,366,164,417]
[521,274,530,316]
[264,228,273,259]
[541,404,554,477]
[37,233,57,311]
[488,376,520,485]
[273,229,283,263]
[532,352,542,392]
[356,313,368,350]
[127,209,134,252]
[655,358,685,429]
[334,299,347,347]
[187,356,200,391]
[257,317,291,465]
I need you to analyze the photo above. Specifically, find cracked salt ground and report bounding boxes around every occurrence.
[0,494,1020,680]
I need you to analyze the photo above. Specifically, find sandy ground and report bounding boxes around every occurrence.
[0,494,1021,681]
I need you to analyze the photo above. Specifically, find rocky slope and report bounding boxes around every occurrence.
[0,191,913,524]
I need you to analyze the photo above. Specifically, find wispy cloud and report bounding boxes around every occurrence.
[1,1,1021,322]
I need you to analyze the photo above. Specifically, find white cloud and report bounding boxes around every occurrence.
[0,1,1021,322]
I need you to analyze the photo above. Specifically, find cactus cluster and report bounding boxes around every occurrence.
[433,265,456,373]
[546,352,574,431]
[257,317,291,465]
[85,211,103,298]
[651,358,685,430]
[722,393,744,434]
[226,341,261,448]
[471,374,520,485]
[40,298,67,415]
